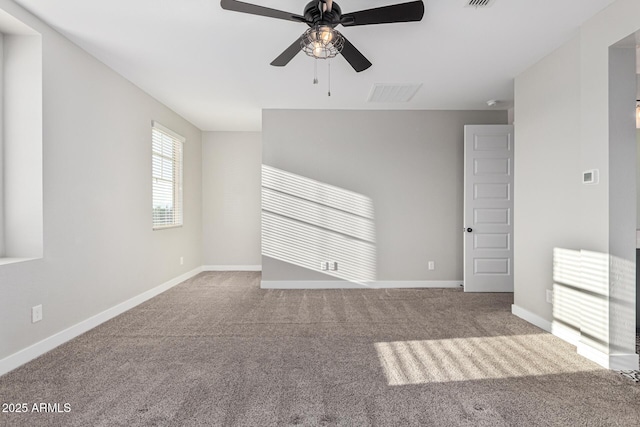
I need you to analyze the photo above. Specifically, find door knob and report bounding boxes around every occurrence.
[466,228,473,232]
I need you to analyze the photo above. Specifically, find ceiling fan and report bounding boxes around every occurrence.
[220,0,425,72]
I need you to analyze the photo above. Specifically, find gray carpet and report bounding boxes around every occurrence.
[1,271,639,426]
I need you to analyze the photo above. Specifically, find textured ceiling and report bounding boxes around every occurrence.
[14,0,617,130]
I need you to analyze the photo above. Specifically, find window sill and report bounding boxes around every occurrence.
[152,225,183,231]
[0,257,40,266]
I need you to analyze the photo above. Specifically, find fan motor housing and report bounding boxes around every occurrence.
[303,1,342,27]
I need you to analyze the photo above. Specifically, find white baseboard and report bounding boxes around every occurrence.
[203,265,262,271]
[577,343,639,370]
[511,304,551,332]
[0,267,203,377]
[261,280,463,289]
[512,304,639,370]
[551,321,581,346]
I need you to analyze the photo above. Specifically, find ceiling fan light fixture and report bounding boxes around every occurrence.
[301,25,344,59]
[222,0,424,72]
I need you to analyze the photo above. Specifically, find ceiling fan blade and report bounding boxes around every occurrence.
[270,36,303,67]
[220,0,307,23]
[341,0,424,27]
[340,37,372,72]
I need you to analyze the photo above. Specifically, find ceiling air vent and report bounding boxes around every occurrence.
[367,83,422,103]
[464,0,495,8]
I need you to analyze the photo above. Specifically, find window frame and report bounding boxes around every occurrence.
[0,18,44,263]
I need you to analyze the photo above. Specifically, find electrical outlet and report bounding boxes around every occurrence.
[546,289,553,304]
[428,261,435,270]
[180,256,184,265]
[320,262,328,271]
[329,261,338,271]
[32,305,43,323]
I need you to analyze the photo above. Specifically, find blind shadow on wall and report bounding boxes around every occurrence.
[262,165,377,285]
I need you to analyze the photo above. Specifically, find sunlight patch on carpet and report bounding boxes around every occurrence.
[375,335,603,385]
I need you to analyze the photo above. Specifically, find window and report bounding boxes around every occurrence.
[0,12,43,263]
[152,121,184,229]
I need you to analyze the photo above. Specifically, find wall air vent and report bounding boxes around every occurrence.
[367,83,422,103]
[465,0,495,8]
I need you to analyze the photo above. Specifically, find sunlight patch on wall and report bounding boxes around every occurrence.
[262,165,374,218]
[552,248,582,338]
[608,254,636,354]
[552,248,637,360]
[579,250,610,354]
[552,248,599,346]
[375,335,602,386]
[553,248,609,352]
[262,165,377,284]
[262,189,375,242]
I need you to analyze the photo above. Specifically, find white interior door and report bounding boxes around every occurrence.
[464,125,514,292]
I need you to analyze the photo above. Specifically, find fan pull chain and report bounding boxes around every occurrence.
[327,60,331,97]
[313,59,318,84]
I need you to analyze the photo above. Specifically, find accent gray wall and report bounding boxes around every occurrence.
[262,109,507,283]
[0,0,202,361]
[202,131,262,267]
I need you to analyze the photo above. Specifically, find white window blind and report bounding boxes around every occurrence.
[152,122,184,229]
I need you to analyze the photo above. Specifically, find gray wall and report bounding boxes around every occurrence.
[514,35,584,321]
[608,46,637,353]
[202,131,262,267]
[262,109,507,283]
[0,0,202,361]
[514,0,640,324]
[637,130,640,230]
[514,0,640,366]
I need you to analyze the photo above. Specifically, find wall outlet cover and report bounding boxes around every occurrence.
[32,305,43,323]
[546,289,553,304]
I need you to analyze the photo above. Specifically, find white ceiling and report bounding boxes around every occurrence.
[14,0,617,131]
